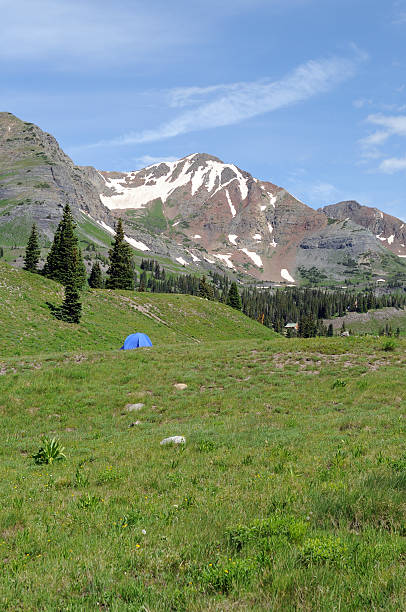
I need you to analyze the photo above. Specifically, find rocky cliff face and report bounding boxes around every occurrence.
[0,112,112,242]
[320,201,406,258]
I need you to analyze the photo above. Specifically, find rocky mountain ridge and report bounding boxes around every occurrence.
[1,112,405,284]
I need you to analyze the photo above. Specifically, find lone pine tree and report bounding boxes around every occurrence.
[106,219,135,290]
[56,269,82,324]
[226,282,242,310]
[24,224,41,273]
[88,261,103,288]
[43,204,86,289]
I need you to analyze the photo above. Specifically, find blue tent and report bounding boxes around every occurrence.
[120,333,153,350]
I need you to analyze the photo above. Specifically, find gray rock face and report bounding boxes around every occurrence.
[320,201,406,258]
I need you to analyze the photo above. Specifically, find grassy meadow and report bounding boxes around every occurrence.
[0,264,405,610]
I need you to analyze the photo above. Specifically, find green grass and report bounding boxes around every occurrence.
[0,263,405,610]
[0,262,273,356]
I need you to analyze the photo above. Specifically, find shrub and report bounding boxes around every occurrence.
[196,439,216,453]
[32,436,66,465]
[332,379,347,389]
[382,339,396,352]
[299,535,348,566]
[77,494,101,509]
[226,513,308,550]
[199,557,257,594]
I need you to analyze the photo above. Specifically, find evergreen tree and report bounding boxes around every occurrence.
[138,270,147,292]
[24,224,41,273]
[43,204,86,289]
[106,219,135,290]
[55,270,82,324]
[88,261,103,288]
[226,282,242,310]
[327,323,334,337]
[198,275,214,300]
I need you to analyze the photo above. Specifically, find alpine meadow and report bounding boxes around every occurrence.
[1,0,406,610]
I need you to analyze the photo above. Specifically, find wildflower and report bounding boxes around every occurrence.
[142,529,146,535]
[136,544,140,548]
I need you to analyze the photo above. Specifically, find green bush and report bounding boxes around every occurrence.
[299,535,348,566]
[226,513,308,550]
[199,557,257,594]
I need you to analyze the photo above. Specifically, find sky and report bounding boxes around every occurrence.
[1,0,406,219]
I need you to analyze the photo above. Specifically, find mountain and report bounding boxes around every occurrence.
[320,201,406,258]
[1,112,406,284]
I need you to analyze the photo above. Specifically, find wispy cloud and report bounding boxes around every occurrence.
[379,156,406,173]
[360,113,406,170]
[89,51,365,148]
[134,155,178,168]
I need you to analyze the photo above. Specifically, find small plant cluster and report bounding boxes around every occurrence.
[32,436,66,465]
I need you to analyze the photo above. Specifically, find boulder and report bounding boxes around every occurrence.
[174,383,188,390]
[125,403,145,412]
[160,436,186,446]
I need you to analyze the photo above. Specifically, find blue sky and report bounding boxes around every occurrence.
[1,0,406,219]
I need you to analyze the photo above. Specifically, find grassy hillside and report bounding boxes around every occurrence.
[0,262,273,357]
[0,335,405,610]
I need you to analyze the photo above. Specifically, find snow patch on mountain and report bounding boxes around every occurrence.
[214,253,234,269]
[281,269,296,283]
[240,248,263,267]
[226,190,236,217]
[228,234,238,246]
[176,257,188,266]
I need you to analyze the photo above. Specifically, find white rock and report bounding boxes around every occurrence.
[126,403,145,412]
[174,383,188,390]
[160,436,186,446]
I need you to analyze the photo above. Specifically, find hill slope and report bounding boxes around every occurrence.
[0,262,273,357]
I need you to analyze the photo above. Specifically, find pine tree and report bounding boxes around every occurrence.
[226,282,242,310]
[55,269,82,324]
[24,224,41,272]
[106,219,134,290]
[88,261,103,288]
[43,204,86,289]
[198,275,214,300]
[327,323,334,337]
[138,270,147,292]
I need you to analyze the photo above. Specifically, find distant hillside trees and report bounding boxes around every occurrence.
[198,275,215,300]
[43,204,86,290]
[227,282,242,310]
[106,219,135,290]
[88,261,104,288]
[24,224,40,273]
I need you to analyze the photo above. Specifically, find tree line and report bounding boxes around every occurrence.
[23,209,405,333]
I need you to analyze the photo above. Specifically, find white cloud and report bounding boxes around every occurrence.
[134,155,178,168]
[379,156,406,173]
[359,113,406,162]
[90,52,364,147]
[367,113,406,136]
